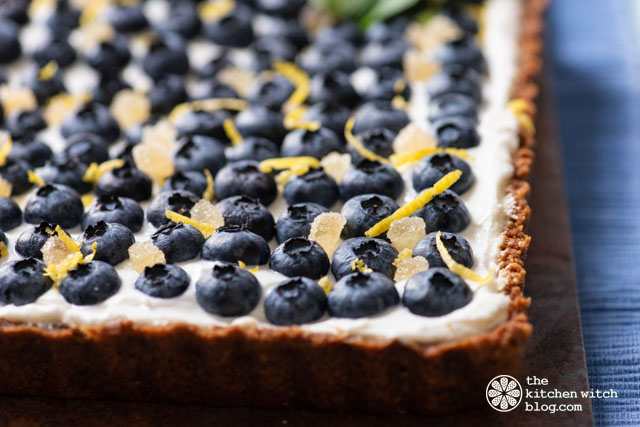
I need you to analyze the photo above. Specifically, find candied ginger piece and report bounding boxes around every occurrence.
[190,199,225,229]
[129,242,166,274]
[132,143,174,183]
[0,177,12,197]
[218,67,255,97]
[142,120,176,151]
[309,212,346,257]
[0,85,38,117]
[111,90,151,129]
[394,256,429,282]
[321,152,351,183]
[42,236,74,266]
[403,50,440,84]
[405,16,462,52]
[388,217,427,252]
[393,123,437,155]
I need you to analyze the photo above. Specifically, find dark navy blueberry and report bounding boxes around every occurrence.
[195,55,231,79]
[428,93,478,123]
[264,277,327,326]
[364,19,407,43]
[142,37,190,80]
[94,162,152,202]
[26,67,66,104]
[328,271,399,318]
[32,37,77,68]
[235,106,286,145]
[413,231,474,269]
[254,0,305,17]
[359,67,411,103]
[352,101,409,135]
[248,35,297,71]
[402,268,473,316]
[61,102,121,143]
[359,38,409,70]
[151,222,205,264]
[136,263,190,299]
[0,157,32,195]
[331,237,398,280]
[217,195,275,241]
[39,155,91,194]
[8,136,52,168]
[434,37,486,75]
[426,66,482,104]
[82,195,144,232]
[284,168,339,208]
[201,226,270,265]
[0,258,53,306]
[214,161,277,206]
[147,190,199,228]
[247,75,295,111]
[80,221,135,266]
[341,194,398,239]
[269,237,330,280]
[154,2,201,39]
[202,3,254,47]
[15,221,57,259]
[47,0,80,37]
[433,116,480,149]
[0,196,21,231]
[162,171,208,197]
[309,71,359,108]
[195,262,261,316]
[24,184,83,228]
[84,37,131,75]
[108,5,148,33]
[225,137,279,163]
[64,133,110,165]
[413,190,471,233]
[275,202,327,244]
[258,17,308,49]
[339,159,404,201]
[348,127,395,164]
[315,22,362,47]
[148,75,188,115]
[173,135,227,175]
[296,42,357,75]
[280,127,343,159]
[6,109,46,140]
[193,79,239,100]
[443,7,479,35]
[174,109,230,140]
[59,261,121,305]
[92,75,131,105]
[412,153,475,195]
[303,102,350,141]
[0,19,21,64]
[0,2,28,25]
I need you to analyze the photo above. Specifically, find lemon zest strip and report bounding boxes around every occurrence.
[508,98,535,135]
[344,117,390,164]
[169,98,249,123]
[55,225,79,252]
[28,170,45,187]
[273,61,310,111]
[0,133,12,167]
[390,147,472,168]
[80,0,109,26]
[165,210,217,239]
[283,106,321,131]
[198,0,235,22]
[202,169,215,201]
[350,258,372,273]
[435,231,493,284]
[238,260,259,273]
[259,156,320,174]
[0,242,8,258]
[81,193,95,208]
[318,276,333,294]
[223,118,243,145]
[83,159,125,183]
[365,170,462,237]
[38,61,59,81]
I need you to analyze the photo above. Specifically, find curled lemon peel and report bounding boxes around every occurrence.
[259,156,320,173]
[27,170,45,187]
[55,225,79,252]
[44,236,95,284]
[318,276,333,294]
[38,61,59,81]
[165,210,217,239]
[435,231,493,284]
[344,117,390,164]
[81,193,94,208]
[0,177,12,197]
[365,170,461,237]
[350,258,372,273]
[223,118,243,145]
[389,147,472,168]
[0,132,12,167]
[83,159,125,183]
[283,106,321,131]
[508,98,535,135]
[393,78,407,94]
[80,0,109,26]
[237,260,259,274]
[273,61,310,111]
[198,0,235,22]
[202,169,215,201]
[392,248,414,267]
[169,98,249,123]
[0,242,8,258]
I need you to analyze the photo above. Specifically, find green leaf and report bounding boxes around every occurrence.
[359,0,421,28]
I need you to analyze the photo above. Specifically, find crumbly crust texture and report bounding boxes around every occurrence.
[0,0,547,414]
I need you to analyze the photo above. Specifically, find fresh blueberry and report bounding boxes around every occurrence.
[148,75,188,115]
[443,7,479,35]
[92,75,131,105]
[331,237,398,280]
[59,260,121,305]
[6,109,47,140]
[247,75,295,111]
[364,19,408,43]
[328,271,399,318]
[225,137,279,163]
[108,5,148,33]
[433,116,480,149]
[0,157,32,195]
[248,35,297,71]
[80,221,135,266]
[303,102,350,140]
[0,258,53,306]
[84,37,131,75]
[215,161,277,206]
[428,93,478,123]
[352,101,409,135]
[64,133,110,165]
[341,194,398,239]
[162,171,208,197]
[151,222,205,264]
[257,17,308,49]
[339,159,404,201]
[0,2,28,25]
[284,167,339,208]
[297,42,357,75]
[94,162,152,202]
[154,2,201,39]
[202,3,254,47]
[426,66,482,104]
[32,36,77,68]
[8,136,52,168]
[359,38,409,70]
[254,0,305,17]
[195,55,231,79]
[143,37,190,80]
[358,66,411,102]
[136,263,190,298]
[413,231,474,269]
[61,102,121,144]
[195,262,261,316]
[147,190,200,228]
[275,202,327,244]
[0,19,21,64]
[348,127,395,164]
[15,221,57,259]
[281,127,343,159]
[308,71,359,108]
[315,22,362,47]
[235,106,287,145]
[47,0,80,37]
[82,195,144,232]
[38,155,91,194]
[24,184,83,228]
[174,109,230,140]
[0,195,21,231]
[192,79,239,100]
[413,190,471,233]
[412,153,475,195]
[434,37,486,75]
[264,277,327,325]
[173,135,227,175]
[201,225,271,265]
[26,66,66,104]
[269,237,330,280]
[217,195,275,241]
[402,268,473,316]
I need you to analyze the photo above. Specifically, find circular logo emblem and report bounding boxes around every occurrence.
[486,375,522,412]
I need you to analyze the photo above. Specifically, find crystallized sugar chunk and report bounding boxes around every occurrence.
[111,89,151,129]
[388,217,427,252]
[393,123,436,155]
[321,152,351,183]
[129,242,166,274]
[42,236,74,266]
[142,120,176,151]
[309,212,346,257]
[394,256,429,282]
[132,143,174,183]
[190,199,225,229]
